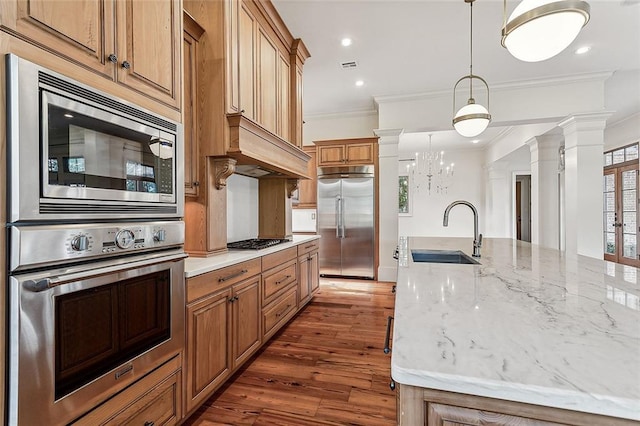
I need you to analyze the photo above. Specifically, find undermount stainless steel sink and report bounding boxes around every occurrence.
[411,249,480,265]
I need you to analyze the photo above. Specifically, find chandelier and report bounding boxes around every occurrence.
[407,134,454,195]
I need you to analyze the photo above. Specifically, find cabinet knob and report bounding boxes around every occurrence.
[240,109,245,114]
[193,181,200,187]
[122,60,131,70]
[108,53,118,63]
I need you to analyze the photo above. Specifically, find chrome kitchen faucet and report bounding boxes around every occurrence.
[443,200,482,258]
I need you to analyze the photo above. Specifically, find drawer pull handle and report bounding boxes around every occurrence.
[275,304,292,317]
[228,295,239,303]
[383,315,394,354]
[275,275,292,285]
[144,422,155,426]
[304,244,315,249]
[219,269,248,282]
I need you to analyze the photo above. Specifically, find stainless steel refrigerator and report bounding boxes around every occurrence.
[317,166,375,279]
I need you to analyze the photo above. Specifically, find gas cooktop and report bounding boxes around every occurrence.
[227,238,290,250]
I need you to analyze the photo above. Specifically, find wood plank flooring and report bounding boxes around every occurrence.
[184,278,397,425]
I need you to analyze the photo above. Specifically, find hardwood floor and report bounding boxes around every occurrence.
[184,278,397,425]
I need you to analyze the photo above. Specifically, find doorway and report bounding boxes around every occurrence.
[515,175,531,242]
[604,162,640,267]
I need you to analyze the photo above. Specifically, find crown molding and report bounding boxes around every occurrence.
[304,109,378,121]
[374,71,615,105]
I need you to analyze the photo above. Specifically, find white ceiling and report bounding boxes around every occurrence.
[272,0,640,152]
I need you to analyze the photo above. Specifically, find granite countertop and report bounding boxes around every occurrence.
[392,236,640,421]
[184,235,320,278]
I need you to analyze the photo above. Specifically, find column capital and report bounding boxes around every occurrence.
[558,112,614,135]
[373,128,404,144]
[527,134,563,163]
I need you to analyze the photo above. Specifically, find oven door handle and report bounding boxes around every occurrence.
[22,252,187,292]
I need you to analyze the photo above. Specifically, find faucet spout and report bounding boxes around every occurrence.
[443,200,482,258]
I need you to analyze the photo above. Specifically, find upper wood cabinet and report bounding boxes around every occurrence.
[183,12,205,197]
[295,146,317,208]
[238,2,256,120]
[315,137,379,167]
[0,0,181,109]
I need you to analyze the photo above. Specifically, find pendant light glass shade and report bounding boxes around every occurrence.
[453,102,491,138]
[501,0,590,62]
[452,0,491,138]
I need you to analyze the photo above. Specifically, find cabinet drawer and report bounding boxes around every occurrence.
[187,258,261,303]
[262,260,296,305]
[297,239,319,256]
[73,356,182,426]
[263,287,297,339]
[262,246,297,272]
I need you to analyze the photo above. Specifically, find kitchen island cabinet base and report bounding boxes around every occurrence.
[397,384,638,426]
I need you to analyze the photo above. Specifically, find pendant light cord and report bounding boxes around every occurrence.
[469,0,474,100]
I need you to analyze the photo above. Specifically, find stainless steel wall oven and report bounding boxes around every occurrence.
[6,54,183,222]
[5,55,187,425]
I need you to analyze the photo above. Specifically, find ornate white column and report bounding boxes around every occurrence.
[527,135,562,249]
[374,128,403,282]
[559,112,612,259]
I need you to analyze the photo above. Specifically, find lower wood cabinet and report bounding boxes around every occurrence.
[398,383,635,426]
[73,355,182,426]
[184,239,320,419]
[185,271,261,413]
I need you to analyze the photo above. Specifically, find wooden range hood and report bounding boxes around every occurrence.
[226,113,310,179]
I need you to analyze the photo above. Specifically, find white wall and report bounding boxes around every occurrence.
[398,148,485,238]
[303,110,378,145]
[227,174,259,242]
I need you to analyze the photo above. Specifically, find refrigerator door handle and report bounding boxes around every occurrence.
[335,196,341,238]
[340,198,346,238]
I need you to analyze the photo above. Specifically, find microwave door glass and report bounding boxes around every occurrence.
[44,101,174,200]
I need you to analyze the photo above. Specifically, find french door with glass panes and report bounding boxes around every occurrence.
[604,163,640,267]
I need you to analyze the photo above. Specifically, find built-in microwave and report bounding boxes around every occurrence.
[6,54,184,222]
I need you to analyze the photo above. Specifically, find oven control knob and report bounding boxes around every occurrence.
[115,229,136,249]
[153,229,166,242]
[70,235,89,252]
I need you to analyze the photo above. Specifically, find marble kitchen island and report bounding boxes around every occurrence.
[392,237,639,425]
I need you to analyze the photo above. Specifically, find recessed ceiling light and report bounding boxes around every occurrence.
[63,113,74,118]
[472,139,479,144]
[575,46,591,55]
[355,80,364,87]
[341,38,352,47]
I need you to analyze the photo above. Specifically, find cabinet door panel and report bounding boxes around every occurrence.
[278,54,290,141]
[1,0,114,77]
[309,251,319,294]
[258,29,277,133]
[116,0,180,108]
[298,255,310,304]
[183,29,199,197]
[232,277,261,369]
[186,290,231,411]
[239,4,256,120]
[346,143,375,164]
[318,145,345,166]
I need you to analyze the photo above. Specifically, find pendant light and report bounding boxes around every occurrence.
[501,0,590,62]
[453,0,491,138]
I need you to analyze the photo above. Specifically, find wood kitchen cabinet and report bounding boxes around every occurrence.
[185,259,262,413]
[0,0,181,109]
[297,239,319,306]
[294,146,317,208]
[261,247,299,340]
[397,384,635,426]
[183,12,205,197]
[315,137,378,167]
[73,355,182,426]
